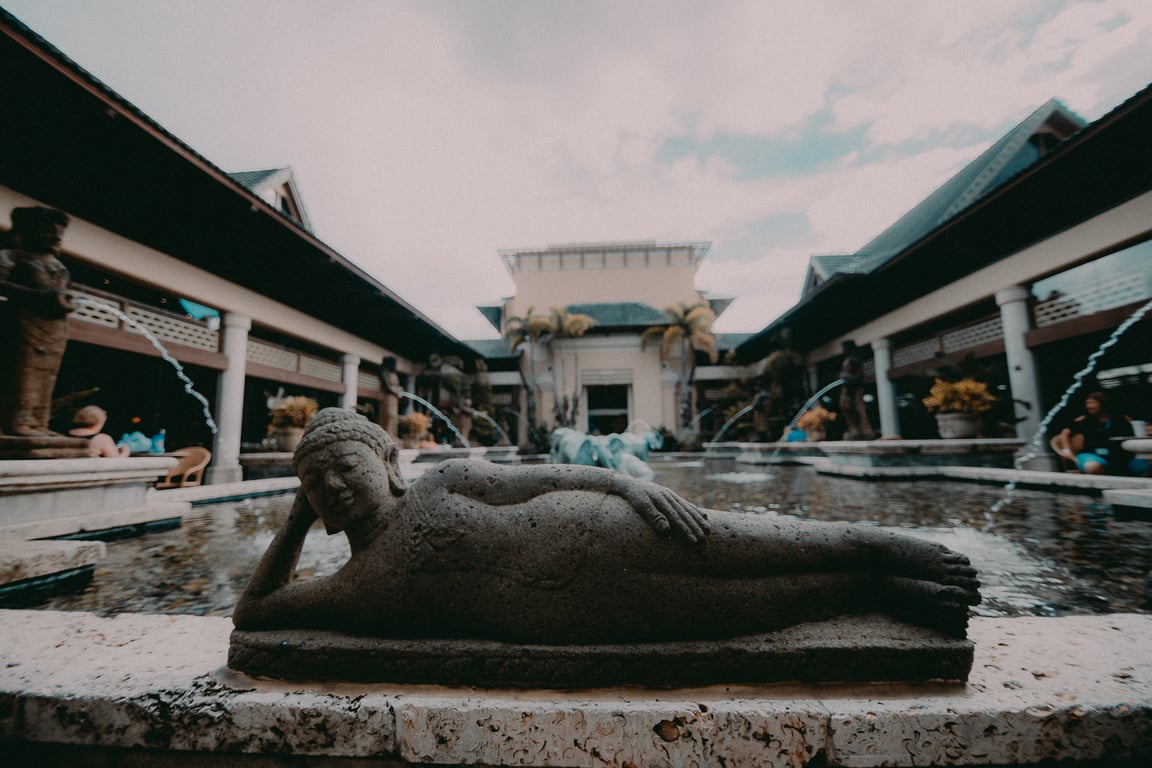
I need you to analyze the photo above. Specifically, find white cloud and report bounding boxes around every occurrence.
[5,0,1151,342]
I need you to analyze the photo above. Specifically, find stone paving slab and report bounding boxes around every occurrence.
[0,541,105,584]
[0,502,188,541]
[1,610,1150,766]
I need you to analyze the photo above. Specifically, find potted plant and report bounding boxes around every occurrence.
[397,412,432,449]
[795,406,836,442]
[268,396,319,451]
[922,378,996,438]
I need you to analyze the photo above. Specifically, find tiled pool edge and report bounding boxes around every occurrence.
[2,611,1149,766]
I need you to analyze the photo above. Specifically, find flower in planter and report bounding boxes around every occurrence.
[796,406,836,431]
[397,412,432,440]
[269,396,319,428]
[922,378,996,415]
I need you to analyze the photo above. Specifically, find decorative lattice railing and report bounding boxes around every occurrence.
[71,288,219,352]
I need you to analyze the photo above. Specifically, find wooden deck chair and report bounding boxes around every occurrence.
[155,446,211,489]
[1049,432,1083,472]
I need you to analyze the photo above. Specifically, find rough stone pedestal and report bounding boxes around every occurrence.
[229,615,974,688]
[1,610,1149,766]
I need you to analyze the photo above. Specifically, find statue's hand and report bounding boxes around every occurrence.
[617,479,709,544]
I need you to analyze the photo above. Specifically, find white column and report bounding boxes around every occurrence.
[996,285,1042,441]
[207,312,251,484]
[872,337,899,438]
[341,353,361,410]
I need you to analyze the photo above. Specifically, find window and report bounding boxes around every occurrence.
[585,384,629,434]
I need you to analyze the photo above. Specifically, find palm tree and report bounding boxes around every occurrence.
[502,306,555,438]
[641,300,719,432]
[545,307,598,428]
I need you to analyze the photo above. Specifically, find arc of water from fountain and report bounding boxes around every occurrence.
[710,403,759,443]
[467,407,510,445]
[73,296,218,434]
[711,380,847,447]
[991,297,1152,513]
[399,391,470,448]
[768,379,846,460]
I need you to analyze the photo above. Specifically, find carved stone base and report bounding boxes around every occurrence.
[228,614,974,688]
[0,435,91,459]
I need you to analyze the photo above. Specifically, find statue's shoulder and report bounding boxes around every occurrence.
[414,457,491,486]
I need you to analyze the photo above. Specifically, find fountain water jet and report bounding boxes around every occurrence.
[991,297,1152,512]
[710,403,758,443]
[466,407,509,445]
[399,391,469,447]
[73,296,218,434]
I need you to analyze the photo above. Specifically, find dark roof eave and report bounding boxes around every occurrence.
[0,11,470,363]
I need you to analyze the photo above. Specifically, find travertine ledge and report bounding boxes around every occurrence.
[2,610,1150,767]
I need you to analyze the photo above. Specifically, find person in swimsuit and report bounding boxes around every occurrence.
[67,405,129,457]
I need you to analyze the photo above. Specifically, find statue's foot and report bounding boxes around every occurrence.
[870,533,980,599]
[882,576,977,638]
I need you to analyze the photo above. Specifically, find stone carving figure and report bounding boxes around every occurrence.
[378,356,402,439]
[838,340,876,440]
[234,409,979,644]
[0,207,75,436]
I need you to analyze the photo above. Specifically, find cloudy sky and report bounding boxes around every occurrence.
[6,1,1151,340]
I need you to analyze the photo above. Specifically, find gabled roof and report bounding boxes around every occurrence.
[228,167,313,232]
[228,168,285,188]
[820,99,1086,281]
[737,83,1152,362]
[476,304,503,332]
[848,99,1085,274]
[801,253,855,297]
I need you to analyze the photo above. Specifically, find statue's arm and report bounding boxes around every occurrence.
[232,491,329,629]
[0,266,75,317]
[432,460,709,543]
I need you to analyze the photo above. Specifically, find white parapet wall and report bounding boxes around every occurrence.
[0,457,177,530]
[1,610,1149,766]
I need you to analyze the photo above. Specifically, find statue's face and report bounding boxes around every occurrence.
[298,442,392,535]
[25,219,65,252]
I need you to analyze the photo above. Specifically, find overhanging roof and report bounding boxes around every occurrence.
[0,10,475,364]
[736,83,1152,362]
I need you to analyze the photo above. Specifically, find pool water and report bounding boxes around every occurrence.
[35,461,1152,619]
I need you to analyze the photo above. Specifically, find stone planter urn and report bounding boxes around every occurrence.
[272,427,305,452]
[935,412,979,439]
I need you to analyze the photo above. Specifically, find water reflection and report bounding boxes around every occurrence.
[35,463,1152,620]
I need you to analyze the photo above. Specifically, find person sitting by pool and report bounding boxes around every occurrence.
[67,405,129,457]
[1056,391,1149,476]
[233,409,980,643]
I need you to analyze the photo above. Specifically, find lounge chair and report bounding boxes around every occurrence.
[155,446,211,489]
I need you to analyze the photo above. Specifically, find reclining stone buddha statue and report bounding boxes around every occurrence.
[229,408,980,686]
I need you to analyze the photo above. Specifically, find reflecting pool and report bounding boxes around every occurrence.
[34,461,1152,619]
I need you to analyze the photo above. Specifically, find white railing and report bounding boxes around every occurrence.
[71,288,219,351]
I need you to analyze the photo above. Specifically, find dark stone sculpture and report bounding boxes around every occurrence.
[378,356,401,439]
[1,207,88,458]
[838,340,876,440]
[230,409,980,686]
[754,327,808,440]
